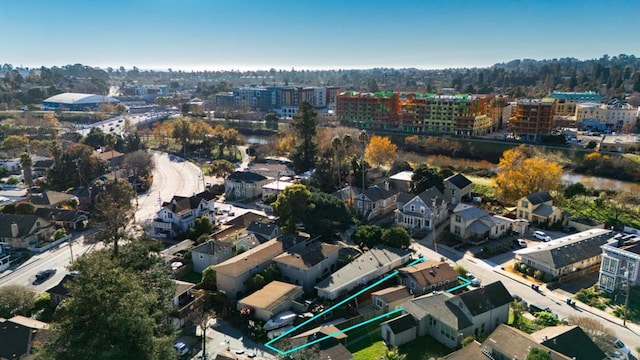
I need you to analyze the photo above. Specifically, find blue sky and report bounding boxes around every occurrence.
[1,0,639,71]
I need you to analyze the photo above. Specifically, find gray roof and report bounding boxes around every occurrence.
[404,292,472,330]
[466,219,491,234]
[445,173,472,190]
[516,229,614,270]
[246,221,278,239]
[0,214,47,238]
[457,281,512,316]
[332,186,361,202]
[532,203,555,217]
[382,313,416,334]
[43,92,119,105]
[191,240,233,255]
[416,187,446,206]
[453,204,489,220]
[363,185,396,202]
[537,326,606,360]
[396,192,413,207]
[525,191,553,205]
[315,246,411,293]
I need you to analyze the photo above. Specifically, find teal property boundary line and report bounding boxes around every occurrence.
[264,256,471,355]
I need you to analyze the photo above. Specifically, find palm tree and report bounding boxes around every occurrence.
[20,150,33,190]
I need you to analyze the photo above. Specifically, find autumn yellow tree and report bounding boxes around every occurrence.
[495,145,563,204]
[365,135,397,168]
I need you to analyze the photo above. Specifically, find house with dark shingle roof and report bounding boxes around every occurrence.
[532,325,607,360]
[354,184,398,221]
[246,220,280,242]
[35,208,89,230]
[449,203,513,242]
[152,191,218,237]
[397,260,459,295]
[444,324,572,360]
[395,187,447,231]
[32,158,54,178]
[224,171,269,199]
[443,173,472,205]
[273,240,340,291]
[190,240,234,274]
[517,191,563,225]
[0,213,54,249]
[46,272,77,307]
[381,281,512,348]
[290,331,353,360]
[0,317,48,360]
[515,229,616,277]
[380,313,417,346]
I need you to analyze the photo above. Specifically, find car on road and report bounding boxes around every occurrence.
[173,342,189,356]
[514,238,527,247]
[533,231,551,241]
[466,273,481,287]
[35,268,57,281]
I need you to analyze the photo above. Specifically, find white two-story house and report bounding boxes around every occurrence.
[395,187,448,231]
[224,171,269,200]
[153,191,218,238]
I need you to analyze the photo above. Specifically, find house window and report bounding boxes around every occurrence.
[521,200,529,208]
[410,280,416,289]
[375,298,384,308]
[410,205,415,212]
[454,226,461,235]
[455,215,461,222]
[602,257,618,273]
[451,189,455,195]
[420,206,425,214]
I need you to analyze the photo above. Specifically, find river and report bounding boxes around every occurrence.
[561,173,640,193]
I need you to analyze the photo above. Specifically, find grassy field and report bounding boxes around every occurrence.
[350,335,451,360]
[558,196,640,229]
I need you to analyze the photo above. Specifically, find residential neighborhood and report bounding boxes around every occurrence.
[2,4,640,359]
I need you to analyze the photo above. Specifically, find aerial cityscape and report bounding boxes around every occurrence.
[0,1,639,360]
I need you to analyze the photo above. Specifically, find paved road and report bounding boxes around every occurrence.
[411,239,640,357]
[0,232,104,291]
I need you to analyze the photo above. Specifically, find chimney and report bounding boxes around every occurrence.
[11,222,18,238]
[384,181,390,191]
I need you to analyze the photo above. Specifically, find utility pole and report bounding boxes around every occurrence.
[623,262,632,326]
[68,236,74,263]
[432,197,438,254]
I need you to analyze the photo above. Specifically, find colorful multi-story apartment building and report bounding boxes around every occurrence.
[337,91,399,130]
[509,98,556,141]
[547,91,603,118]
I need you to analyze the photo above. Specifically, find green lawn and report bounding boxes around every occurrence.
[350,335,451,360]
[179,271,202,284]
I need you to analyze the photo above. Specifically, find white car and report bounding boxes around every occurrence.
[173,342,188,356]
[612,338,630,358]
[533,231,551,242]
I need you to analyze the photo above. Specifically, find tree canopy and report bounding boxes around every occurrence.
[272,183,353,236]
[495,145,563,203]
[38,241,176,360]
[411,165,445,194]
[92,178,136,256]
[365,135,397,168]
[0,284,35,318]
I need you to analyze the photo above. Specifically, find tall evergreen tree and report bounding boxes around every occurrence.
[290,102,318,173]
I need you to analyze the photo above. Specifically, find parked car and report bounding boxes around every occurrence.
[512,294,527,308]
[612,338,630,358]
[514,238,527,247]
[562,225,577,233]
[466,273,481,287]
[533,231,551,241]
[528,303,552,315]
[173,342,189,356]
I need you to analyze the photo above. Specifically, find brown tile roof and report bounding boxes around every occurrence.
[397,261,459,288]
[273,242,340,270]
[292,324,347,340]
[173,280,195,298]
[95,149,125,161]
[238,281,302,311]
[478,324,571,360]
[371,285,412,304]
[214,239,284,276]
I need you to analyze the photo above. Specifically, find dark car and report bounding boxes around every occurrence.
[35,268,57,281]
[562,226,577,233]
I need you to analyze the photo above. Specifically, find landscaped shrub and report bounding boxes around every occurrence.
[534,270,544,280]
[542,273,554,283]
[526,267,535,276]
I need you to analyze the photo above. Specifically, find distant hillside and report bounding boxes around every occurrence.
[2,54,640,107]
